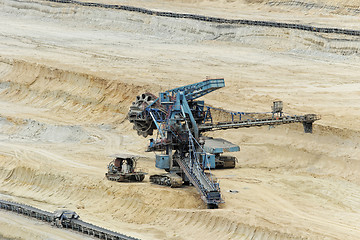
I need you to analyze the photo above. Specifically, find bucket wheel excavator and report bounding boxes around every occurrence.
[128,78,320,208]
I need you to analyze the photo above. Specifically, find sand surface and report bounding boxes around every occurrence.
[0,0,360,239]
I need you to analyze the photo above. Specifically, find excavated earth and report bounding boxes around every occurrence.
[0,0,360,239]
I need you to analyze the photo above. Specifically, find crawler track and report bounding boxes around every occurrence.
[45,0,360,36]
[0,199,138,240]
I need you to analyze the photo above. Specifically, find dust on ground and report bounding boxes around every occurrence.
[0,0,360,239]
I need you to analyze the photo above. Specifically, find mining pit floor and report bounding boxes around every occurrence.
[0,0,360,239]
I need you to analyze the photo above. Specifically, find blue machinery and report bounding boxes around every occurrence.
[128,79,320,208]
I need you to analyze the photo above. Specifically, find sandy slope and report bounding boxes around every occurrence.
[0,0,360,239]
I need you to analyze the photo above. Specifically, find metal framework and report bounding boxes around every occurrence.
[0,200,138,240]
[128,79,320,208]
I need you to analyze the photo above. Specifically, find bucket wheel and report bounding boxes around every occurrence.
[128,93,158,138]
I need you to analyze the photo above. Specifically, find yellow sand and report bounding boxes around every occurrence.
[0,0,360,239]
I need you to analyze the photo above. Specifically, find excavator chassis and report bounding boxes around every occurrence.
[149,173,183,188]
[106,172,145,182]
[215,156,237,168]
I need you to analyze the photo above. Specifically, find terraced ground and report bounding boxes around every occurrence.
[0,0,360,239]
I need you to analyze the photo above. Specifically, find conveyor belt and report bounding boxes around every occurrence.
[44,0,360,36]
[199,114,320,133]
[0,199,53,222]
[174,157,222,207]
[0,199,138,240]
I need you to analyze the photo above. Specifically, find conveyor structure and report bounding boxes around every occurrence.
[0,199,138,240]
